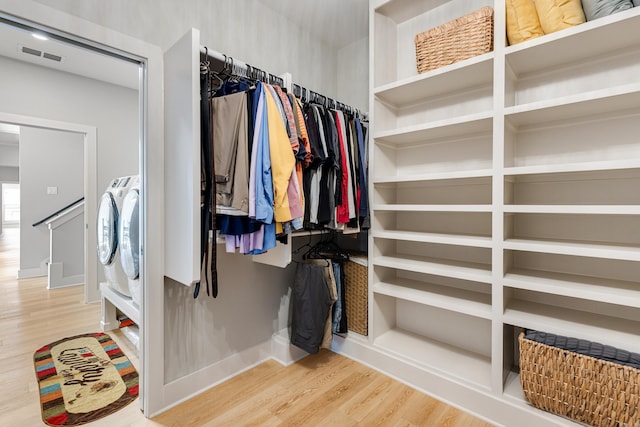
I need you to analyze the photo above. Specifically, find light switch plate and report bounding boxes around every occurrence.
[47,186,58,195]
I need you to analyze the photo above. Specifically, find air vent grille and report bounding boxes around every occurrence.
[18,45,63,63]
[22,46,42,57]
[43,52,62,62]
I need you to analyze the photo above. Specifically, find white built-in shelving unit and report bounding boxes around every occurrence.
[368,0,640,423]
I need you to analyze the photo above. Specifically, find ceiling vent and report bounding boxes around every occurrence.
[21,46,42,57]
[43,52,62,62]
[18,45,63,63]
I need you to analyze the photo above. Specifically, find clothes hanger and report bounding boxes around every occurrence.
[292,232,314,256]
[302,231,349,261]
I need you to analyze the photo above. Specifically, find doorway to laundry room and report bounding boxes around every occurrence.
[0,11,145,412]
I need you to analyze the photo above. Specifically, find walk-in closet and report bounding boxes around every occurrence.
[1,1,639,426]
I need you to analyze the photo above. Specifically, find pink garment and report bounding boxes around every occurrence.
[334,112,350,224]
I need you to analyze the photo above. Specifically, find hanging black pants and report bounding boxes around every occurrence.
[290,262,333,354]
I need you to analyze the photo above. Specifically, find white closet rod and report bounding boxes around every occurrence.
[199,46,367,120]
[199,46,284,87]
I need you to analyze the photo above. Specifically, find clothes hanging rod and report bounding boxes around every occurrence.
[199,46,365,119]
[292,82,368,121]
[199,46,283,87]
[200,46,248,74]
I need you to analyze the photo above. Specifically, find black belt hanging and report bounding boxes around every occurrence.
[198,57,218,298]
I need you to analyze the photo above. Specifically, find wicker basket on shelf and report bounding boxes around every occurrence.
[518,332,640,427]
[415,6,494,74]
[343,256,368,336]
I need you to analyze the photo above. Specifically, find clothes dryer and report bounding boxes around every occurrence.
[118,175,141,307]
[96,176,134,297]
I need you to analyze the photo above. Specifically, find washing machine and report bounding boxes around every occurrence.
[96,176,135,297]
[118,175,141,307]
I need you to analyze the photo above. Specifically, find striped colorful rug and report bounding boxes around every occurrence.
[34,332,139,426]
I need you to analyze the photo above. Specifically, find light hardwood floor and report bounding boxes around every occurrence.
[0,227,494,427]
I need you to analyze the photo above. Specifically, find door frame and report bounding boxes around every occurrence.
[0,2,166,415]
[0,113,98,303]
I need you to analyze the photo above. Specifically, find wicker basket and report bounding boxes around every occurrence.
[344,256,368,336]
[415,6,494,74]
[518,332,640,427]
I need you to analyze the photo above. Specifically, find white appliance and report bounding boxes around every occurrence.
[118,175,141,307]
[96,176,135,297]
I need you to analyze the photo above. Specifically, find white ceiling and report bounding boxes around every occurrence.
[0,20,140,143]
[0,21,140,91]
[258,0,369,48]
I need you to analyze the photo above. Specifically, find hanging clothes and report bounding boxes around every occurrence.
[355,118,369,229]
[211,91,250,215]
[201,51,369,259]
[290,261,335,354]
[332,260,348,334]
[199,67,217,298]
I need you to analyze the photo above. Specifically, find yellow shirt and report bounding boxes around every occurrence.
[264,87,296,223]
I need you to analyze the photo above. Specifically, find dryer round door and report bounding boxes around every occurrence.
[97,192,118,266]
[119,189,139,279]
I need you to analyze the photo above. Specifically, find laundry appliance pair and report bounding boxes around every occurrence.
[96,175,141,307]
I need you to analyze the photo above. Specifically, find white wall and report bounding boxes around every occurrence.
[337,36,370,112]
[33,0,338,98]
[0,139,19,184]
[18,127,83,277]
[0,166,18,182]
[50,210,85,279]
[0,56,139,197]
[0,144,19,167]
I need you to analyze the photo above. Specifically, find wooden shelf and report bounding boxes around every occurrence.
[374,54,493,107]
[374,169,493,184]
[370,0,640,421]
[373,204,492,213]
[374,279,492,319]
[504,269,640,308]
[374,0,444,24]
[506,8,640,77]
[373,229,492,248]
[504,238,640,261]
[505,86,640,127]
[100,282,141,326]
[374,328,492,390]
[503,205,640,215]
[504,159,640,176]
[503,299,640,353]
[374,113,493,146]
[373,254,492,284]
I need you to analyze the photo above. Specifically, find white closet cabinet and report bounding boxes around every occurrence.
[369,0,640,423]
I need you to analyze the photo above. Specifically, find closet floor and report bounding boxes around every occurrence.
[0,227,493,426]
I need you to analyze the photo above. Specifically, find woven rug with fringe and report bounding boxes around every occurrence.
[34,332,138,426]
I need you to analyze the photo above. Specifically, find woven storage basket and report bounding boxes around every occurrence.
[415,6,494,74]
[344,256,368,336]
[518,332,640,427]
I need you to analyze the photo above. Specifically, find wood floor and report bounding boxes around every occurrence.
[0,227,494,427]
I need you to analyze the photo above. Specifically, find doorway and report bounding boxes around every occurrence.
[1,183,19,227]
[0,12,147,411]
[0,116,98,300]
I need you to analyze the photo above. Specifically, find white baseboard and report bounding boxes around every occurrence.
[154,331,308,418]
[270,328,308,366]
[48,262,84,288]
[160,340,273,415]
[17,265,47,279]
[101,319,118,332]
